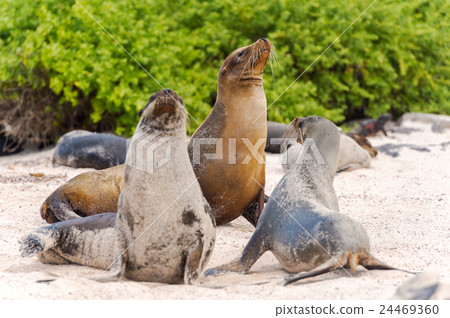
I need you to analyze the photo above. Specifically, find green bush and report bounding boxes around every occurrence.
[0,0,448,141]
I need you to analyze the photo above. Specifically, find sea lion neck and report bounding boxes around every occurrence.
[291,117,341,181]
[215,83,267,124]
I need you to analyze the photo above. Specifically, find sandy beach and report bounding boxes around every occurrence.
[0,118,449,299]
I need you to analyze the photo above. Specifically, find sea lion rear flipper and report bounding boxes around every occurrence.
[242,189,264,227]
[19,225,60,257]
[284,255,349,286]
[184,231,205,285]
[359,253,417,275]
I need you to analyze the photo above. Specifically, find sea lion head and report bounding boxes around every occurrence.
[218,38,272,93]
[291,116,341,176]
[137,89,186,131]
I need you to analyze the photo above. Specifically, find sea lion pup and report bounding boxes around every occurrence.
[188,38,272,226]
[20,89,216,284]
[205,116,407,284]
[52,130,129,170]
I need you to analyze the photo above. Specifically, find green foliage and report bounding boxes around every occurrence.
[1,0,449,138]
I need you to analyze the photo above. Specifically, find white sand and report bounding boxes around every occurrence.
[0,120,449,299]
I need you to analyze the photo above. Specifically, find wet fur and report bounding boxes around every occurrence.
[205,116,405,284]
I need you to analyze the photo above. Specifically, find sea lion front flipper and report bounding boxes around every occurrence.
[40,194,81,223]
[284,256,349,286]
[204,228,268,276]
[242,189,264,227]
[184,231,205,284]
[203,196,216,226]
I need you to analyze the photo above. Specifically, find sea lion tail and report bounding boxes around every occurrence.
[359,253,417,275]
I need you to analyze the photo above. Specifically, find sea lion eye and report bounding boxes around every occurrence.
[235,50,246,63]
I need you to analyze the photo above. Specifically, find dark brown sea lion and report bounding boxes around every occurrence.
[205,116,411,284]
[40,39,272,227]
[20,89,216,284]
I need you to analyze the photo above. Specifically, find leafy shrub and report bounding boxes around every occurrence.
[0,0,448,143]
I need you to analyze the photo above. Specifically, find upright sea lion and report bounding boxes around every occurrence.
[52,130,129,170]
[40,39,272,227]
[205,116,406,284]
[20,89,216,284]
[188,38,272,226]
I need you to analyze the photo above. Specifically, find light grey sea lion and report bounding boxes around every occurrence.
[20,89,216,284]
[282,133,371,173]
[205,116,408,284]
[399,113,450,129]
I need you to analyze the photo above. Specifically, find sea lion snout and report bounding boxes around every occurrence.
[138,89,185,129]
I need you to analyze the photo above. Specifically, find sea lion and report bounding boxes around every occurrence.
[345,132,377,157]
[40,164,124,223]
[41,39,272,227]
[187,38,272,226]
[52,130,129,170]
[205,116,405,284]
[282,133,371,173]
[266,120,377,158]
[265,121,294,153]
[20,89,216,284]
